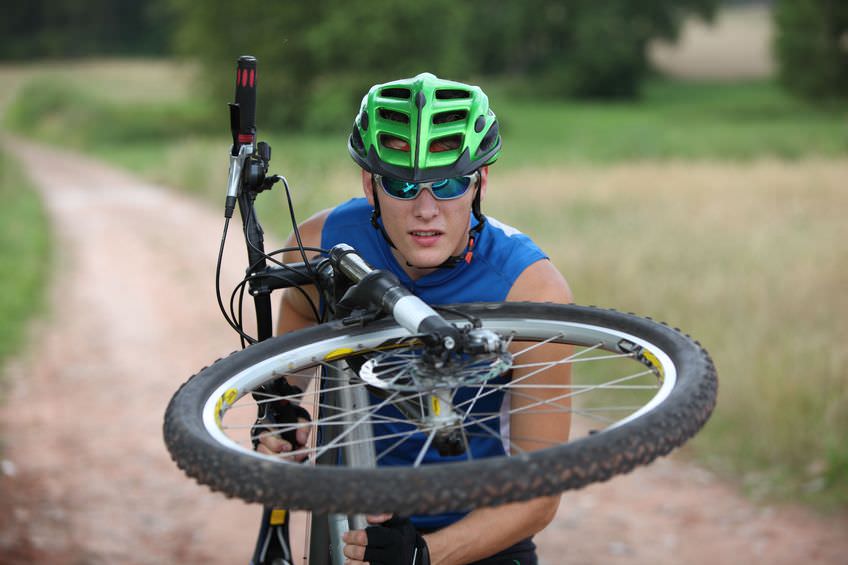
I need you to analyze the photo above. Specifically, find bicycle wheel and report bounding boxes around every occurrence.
[164,302,716,515]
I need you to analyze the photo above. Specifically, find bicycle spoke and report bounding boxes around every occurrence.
[234,412,416,435]
[508,351,633,370]
[454,353,653,415]
[310,390,408,462]
[459,426,473,461]
[508,333,567,357]
[412,427,439,467]
[283,427,426,462]
[375,432,421,464]
[466,383,658,390]
[247,380,368,406]
[453,344,586,416]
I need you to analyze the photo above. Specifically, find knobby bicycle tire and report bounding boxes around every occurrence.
[163,302,717,515]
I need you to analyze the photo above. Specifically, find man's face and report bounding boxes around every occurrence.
[362,167,488,279]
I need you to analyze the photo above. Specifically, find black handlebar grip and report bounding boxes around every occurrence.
[234,55,257,144]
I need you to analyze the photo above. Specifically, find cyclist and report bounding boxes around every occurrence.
[259,72,573,565]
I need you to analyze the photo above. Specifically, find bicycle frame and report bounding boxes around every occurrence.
[225,55,353,565]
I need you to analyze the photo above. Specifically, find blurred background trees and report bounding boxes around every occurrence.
[774,0,848,99]
[168,0,718,129]
[0,0,723,129]
[0,0,172,58]
[1,0,846,124]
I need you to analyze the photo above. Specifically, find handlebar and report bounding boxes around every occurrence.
[232,55,257,152]
[330,245,461,350]
[248,245,461,350]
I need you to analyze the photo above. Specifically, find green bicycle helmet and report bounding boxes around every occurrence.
[348,73,501,182]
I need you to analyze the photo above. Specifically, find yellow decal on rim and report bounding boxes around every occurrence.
[325,347,355,361]
[641,350,665,380]
[431,396,441,416]
[270,509,287,525]
[215,387,240,429]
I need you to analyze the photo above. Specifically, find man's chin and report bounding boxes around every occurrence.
[405,253,449,270]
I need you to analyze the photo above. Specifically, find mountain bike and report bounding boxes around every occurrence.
[163,56,718,565]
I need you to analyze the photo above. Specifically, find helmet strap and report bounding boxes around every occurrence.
[436,176,486,267]
[370,183,398,250]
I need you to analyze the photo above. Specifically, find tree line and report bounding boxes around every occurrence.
[1,1,845,130]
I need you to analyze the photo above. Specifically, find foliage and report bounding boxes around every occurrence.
[0,0,173,59]
[170,0,717,130]
[170,0,471,131]
[3,78,217,147]
[774,0,848,99]
[469,0,717,98]
[0,151,49,368]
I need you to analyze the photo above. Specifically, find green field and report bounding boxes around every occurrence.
[2,60,847,510]
[0,149,50,382]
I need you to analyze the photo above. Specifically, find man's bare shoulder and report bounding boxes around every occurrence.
[506,259,573,304]
[282,208,332,261]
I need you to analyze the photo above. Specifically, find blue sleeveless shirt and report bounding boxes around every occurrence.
[321,198,548,529]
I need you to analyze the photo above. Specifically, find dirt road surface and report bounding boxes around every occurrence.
[1,142,846,564]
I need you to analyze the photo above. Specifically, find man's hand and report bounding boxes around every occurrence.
[342,514,430,565]
[255,417,311,462]
[253,379,313,462]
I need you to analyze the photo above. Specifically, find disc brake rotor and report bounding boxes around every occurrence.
[359,345,513,392]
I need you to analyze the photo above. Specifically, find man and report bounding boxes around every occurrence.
[259,72,573,564]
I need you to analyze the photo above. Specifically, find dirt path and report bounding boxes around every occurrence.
[1,142,846,564]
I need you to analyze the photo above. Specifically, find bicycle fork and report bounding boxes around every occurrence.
[304,361,375,565]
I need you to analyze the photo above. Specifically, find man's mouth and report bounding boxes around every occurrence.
[408,230,444,248]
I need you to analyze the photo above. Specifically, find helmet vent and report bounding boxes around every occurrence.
[350,127,365,155]
[378,108,410,124]
[433,110,468,124]
[477,122,499,154]
[380,134,410,152]
[435,89,471,100]
[381,87,411,99]
[429,135,462,153]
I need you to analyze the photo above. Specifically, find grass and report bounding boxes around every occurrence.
[0,149,50,382]
[2,59,847,510]
[491,80,848,165]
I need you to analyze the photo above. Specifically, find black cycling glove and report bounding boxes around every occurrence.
[363,516,430,565]
[251,378,311,450]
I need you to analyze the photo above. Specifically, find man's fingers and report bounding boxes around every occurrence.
[342,529,369,563]
[366,513,393,524]
[342,529,368,546]
[342,542,367,561]
[257,432,293,454]
[295,417,311,446]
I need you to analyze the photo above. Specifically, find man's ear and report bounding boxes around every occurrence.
[361,169,375,205]
[478,166,489,201]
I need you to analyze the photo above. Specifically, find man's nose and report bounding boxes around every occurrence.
[413,187,440,219]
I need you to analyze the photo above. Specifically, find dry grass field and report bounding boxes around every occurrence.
[486,159,848,503]
[0,58,197,114]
